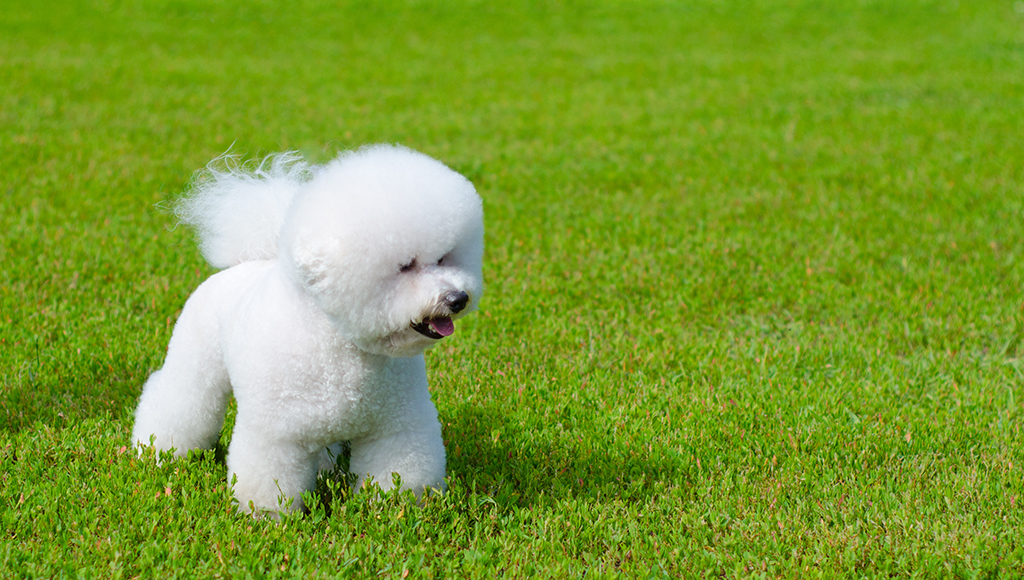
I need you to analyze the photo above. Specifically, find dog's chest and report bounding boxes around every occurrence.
[283,350,420,445]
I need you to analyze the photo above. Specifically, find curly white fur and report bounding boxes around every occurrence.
[176,151,311,268]
[132,144,484,514]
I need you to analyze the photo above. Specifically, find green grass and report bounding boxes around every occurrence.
[3,0,1024,576]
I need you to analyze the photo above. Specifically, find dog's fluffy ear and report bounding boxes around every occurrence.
[288,238,338,291]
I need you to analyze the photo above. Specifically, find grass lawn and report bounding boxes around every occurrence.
[3,0,1024,576]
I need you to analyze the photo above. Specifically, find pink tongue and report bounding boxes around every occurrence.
[428,317,455,337]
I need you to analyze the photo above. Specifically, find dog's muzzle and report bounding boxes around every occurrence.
[412,291,470,339]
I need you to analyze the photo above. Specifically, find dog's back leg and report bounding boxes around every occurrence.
[132,285,231,457]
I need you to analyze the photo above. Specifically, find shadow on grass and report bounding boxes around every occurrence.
[443,403,686,507]
[308,401,688,513]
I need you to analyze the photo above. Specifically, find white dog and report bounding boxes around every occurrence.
[132,144,483,514]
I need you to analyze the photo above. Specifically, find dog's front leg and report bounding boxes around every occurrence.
[348,393,447,499]
[226,422,320,514]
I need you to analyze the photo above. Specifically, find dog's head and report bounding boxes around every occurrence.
[280,145,484,357]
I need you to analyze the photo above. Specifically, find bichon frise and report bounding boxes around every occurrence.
[132,144,483,514]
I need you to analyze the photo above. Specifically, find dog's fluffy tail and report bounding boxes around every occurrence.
[175,152,311,269]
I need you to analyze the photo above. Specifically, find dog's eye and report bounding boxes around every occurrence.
[400,258,416,273]
[436,256,444,266]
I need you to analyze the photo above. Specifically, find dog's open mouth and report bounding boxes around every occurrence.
[412,317,455,340]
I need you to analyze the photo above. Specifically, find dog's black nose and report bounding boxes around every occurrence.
[444,291,469,314]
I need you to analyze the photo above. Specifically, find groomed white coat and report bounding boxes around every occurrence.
[132,145,484,514]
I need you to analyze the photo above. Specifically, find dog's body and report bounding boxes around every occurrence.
[132,145,483,513]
